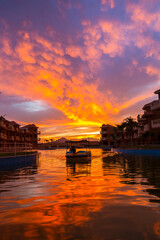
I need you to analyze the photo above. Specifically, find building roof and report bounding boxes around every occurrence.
[21,124,38,129]
[101,124,114,128]
[0,116,9,123]
[142,103,151,110]
[142,110,154,118]
[154,89,160,94]
[10,121,20,126]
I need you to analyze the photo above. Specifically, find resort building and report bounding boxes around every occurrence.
[100,124,116,146]
[100,89,160,146]
[0,116,40,149]
[137,89,160,143]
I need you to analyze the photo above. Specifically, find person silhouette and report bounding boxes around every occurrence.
[70,146,76,154]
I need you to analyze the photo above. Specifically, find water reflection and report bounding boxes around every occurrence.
[0,149,160,240]
[102,150,160,203]
[66,162,91,179]
[0,154,40,182]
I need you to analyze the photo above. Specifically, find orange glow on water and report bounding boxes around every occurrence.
[0,149,160,240]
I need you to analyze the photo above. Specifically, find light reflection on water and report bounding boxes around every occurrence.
[0,148,160,240]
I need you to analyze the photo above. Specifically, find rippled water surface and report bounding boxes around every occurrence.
[0,149,160,240]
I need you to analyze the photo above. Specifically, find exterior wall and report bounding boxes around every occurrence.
[0,117,40,149]
[100,90,160,145]
[100,124,116,146]
[151,119,160,129]
[137,90,160,143]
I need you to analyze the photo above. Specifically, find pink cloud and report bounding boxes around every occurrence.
[1,0,160,139]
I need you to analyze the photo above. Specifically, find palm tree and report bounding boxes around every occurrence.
[116,122,126,145]
[124,117,138,144]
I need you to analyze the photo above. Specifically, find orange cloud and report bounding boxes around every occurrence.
[16,41,36,64]
[1,0,160,139]
[0,29,157,135]
[0,32,119,128]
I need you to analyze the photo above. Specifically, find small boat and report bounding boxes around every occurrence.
[65,140,91,163]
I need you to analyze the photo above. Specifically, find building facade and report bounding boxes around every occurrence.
[100,89,160,146]
[137,89,160,143]
[100,124,116,146]
[0,116,40,149]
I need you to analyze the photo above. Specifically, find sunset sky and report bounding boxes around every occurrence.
[0,0,160,140]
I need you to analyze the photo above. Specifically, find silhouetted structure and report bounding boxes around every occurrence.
[0,116,40,149]
[100,89,160,146]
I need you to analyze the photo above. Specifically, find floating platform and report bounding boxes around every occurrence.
[0,152,39,171]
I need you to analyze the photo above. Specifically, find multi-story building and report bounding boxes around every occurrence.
[0,116,40,149]
[21,124,40,148]
[100,89,160,146]
[100,124,116,147]
[138,89,160,143]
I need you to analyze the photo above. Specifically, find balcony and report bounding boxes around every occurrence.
[138,128,144,136]
[26,137,31,141]
[0,133,7,140]
[0,122,7,129]
[8,125,15,131]
[8,136,15,141]
[133,126,138,131]
[144,124,149,132]
[100,130,108,134]
[137,114,146,122]
[101,137,108,140]
[151,119,160,128]
[143,110,153,116]
[150,100,160,111]
[20,129,25,133]
[20,137,25,141]
[133,133,138,139]
[15,136,20,141]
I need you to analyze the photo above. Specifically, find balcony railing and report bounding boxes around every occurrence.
[0,142,35,154]
[133,133,138,139]
[143,110,153,116]
[151,119,160,128]
[100,131,108,134]
[26,137,31,141]
[0,122,7,129]
[8,136,15,141]
[101,137,109,140]
[137,114,146,122]
[138,128,144,135]
[8,126,15,131]
[0,133,7,140]
[133,126,138,131]
[144,124,149,132]
[150,100,160,110]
